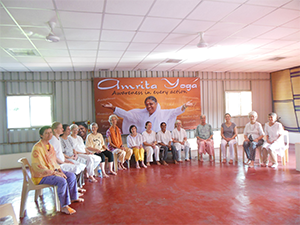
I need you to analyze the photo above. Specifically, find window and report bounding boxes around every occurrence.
[225,91,252,116]
[6,95,52,128]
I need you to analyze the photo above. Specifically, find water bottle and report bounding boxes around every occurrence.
[97,166,103,178]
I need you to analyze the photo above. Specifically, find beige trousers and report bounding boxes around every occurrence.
[262,148,277,164]
[113,147,133,163]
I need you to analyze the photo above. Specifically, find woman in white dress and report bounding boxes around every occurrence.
[261,113,285,168]
[142,121,160,166]
[68,124,101,182]
[127,125,147,169]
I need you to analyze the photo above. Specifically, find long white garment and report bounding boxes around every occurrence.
[244,121,264,140]
[49,136,85,175]
[262,122,285,157]
[60,137,87,165]
[172,128,190,161]
[68,135,101,176]
[156,130,172,146]
[127,133,144,148]
[142,130,159,162]
[115,103,184,134]
[171,128,190,150]
[68,135,86,153]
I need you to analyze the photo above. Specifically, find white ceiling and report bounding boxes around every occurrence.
[0,0,299,73]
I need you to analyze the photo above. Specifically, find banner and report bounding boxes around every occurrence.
[94,77,201,135]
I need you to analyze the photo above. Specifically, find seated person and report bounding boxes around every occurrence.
[261,112,285,168]
[172,120,190,162]
[106,114,133,170]
[220,113,237,164]
[86,122,117,177]
[156,122,178,165]
[31,126,83,215]
[66,124,101,183]
[243,111,264,168]
[127,125,147,169]
[195,115,214,162]
[142,121,160,166]
[50,122,86,190]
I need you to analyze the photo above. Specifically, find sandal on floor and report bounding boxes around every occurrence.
[61,206,76,215]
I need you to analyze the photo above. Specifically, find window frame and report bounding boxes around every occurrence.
[225,91,252,117]
[6,94,53,129]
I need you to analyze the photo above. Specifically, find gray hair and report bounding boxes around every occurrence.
[108,114,118,125]
[248,111,258,118]
[268,112,277,120]
[70,124,78,131]
[175,120,182,127]
[90,122,98,129]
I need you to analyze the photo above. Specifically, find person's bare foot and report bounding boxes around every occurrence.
[61,206,76,215]
[174,160,178,164]
[209,156,213,162]
[72,197,84,203]
[222,159,226,164]
[141,162,147,168]
[229,159,233,164]
[156,161,161,165]
[185,159,190,162]
[248,161,254,168]
[103,173,109,178]
[88,177,97,183]
[162,160,168,166]
[178,160,183,163]
[146,162,151,166]
[244,159,250,165]
[108,171,117,175]
[136,162,140,169]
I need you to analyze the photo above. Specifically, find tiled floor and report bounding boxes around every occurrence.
[0,145,299,225]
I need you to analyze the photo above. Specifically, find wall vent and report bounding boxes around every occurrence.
[268,57,286,61]
[165,59,182,63]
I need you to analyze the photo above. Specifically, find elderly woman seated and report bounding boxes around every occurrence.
[195,115,214,162]
[243,111,264,168]
[127,125,147,169]
[261,112,285,168]
[172,120,190,162]
[86,122,117,177]
[106,114,133,170]
[31,126,84,215]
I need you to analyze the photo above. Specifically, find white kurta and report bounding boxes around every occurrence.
[172,128,190,150]
[49,136,85,175]
[156,130,172,146]
[115,103,184,134]
[68,135,86,153]
[142,130,160,162]
[127,133,144,148]
[68,135,101,176]
[262,122,285,157]
[244,121,264,140]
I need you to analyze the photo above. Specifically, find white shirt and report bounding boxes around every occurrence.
[172,128,187,142]
[127,133,144,148]
[49,136,65,162]
[244,121,264,140]
[68,135,86,153]
[156,130,172,146]
[264,122,284,142]
[115,103,184,134]
[142,130,157,144]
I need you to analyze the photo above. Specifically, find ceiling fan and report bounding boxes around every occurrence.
[197,32,208,48]
[46,21,60,43]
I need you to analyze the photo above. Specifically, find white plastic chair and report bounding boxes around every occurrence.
[0,203,18,225]
[280,130,289,165]
[18,157,60,218]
